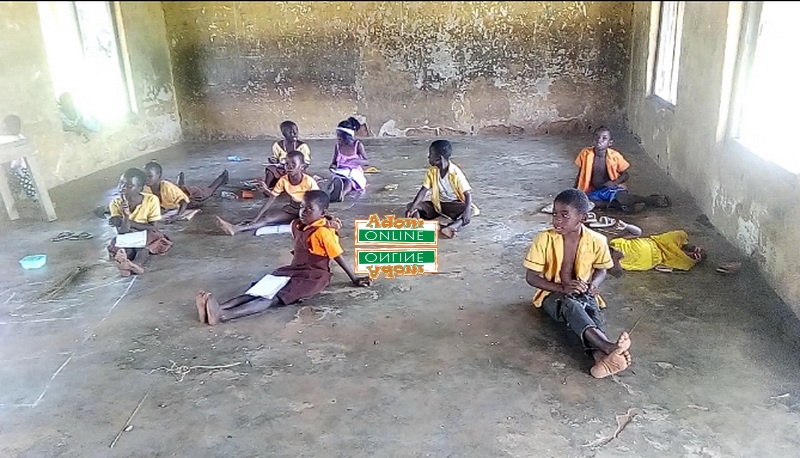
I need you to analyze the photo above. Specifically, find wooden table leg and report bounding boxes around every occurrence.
[25,156,57,222]
[0,164,20,221]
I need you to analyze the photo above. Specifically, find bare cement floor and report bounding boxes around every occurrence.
[1,133,800,457]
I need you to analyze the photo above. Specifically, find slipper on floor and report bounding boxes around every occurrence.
[588,216,618,229]
[585,212,599,224]
[51,231,93,242]
[541,201,595,215]
[364,167,380,174]
[654,265,674,273]
[716,261,741,275]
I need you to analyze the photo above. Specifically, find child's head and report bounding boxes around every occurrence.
[143,161,163,187]
[593,126,613,151]
[280,120,299,141]
[428,139,452,168]
[552,188,590,234]
[285,150,307,177]
[335,118,359,145]
[1,115,21,136]
[300,190,330,225]
[120,168,148,198]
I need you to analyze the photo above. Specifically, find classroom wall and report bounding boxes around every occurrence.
[0,2,181,192]
[626,2,800,314]
[162,1,633,139]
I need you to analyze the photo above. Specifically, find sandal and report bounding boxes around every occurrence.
[716,261,741,275]
[654,265,673,273]
[588,216,618,229]
[51,231,94,242]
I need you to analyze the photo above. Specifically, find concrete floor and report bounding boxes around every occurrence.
[1,133,800,457]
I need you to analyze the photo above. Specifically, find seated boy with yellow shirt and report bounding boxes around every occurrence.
[144,161,228,222]
[405,139,479,239]
[107,168,173,276]
[265,120,312,190]
[217,150,319,236]
[524,189,632,379]
[604,222,705,275]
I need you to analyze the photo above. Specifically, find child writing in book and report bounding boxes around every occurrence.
[196,190,371,325]
[265,120,312,190]
[216,150,319,235]
[328,117,368,202]
[107,168,173,276]
[405,139,479,239]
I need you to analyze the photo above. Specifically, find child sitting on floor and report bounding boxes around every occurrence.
[107,168,173,276]
[574,126,670,214]
[265,120,312,190]
[216,150,319,235]
[328,117,369,202]
[196,190,371,325]
[603,221,705,275]
[524,188,632,379]
[405,139,479,239]
[144,160,228,222]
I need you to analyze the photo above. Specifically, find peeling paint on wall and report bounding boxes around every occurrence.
[163,1,633,140]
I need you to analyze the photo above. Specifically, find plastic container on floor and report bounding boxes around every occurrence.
[19,254,47,269]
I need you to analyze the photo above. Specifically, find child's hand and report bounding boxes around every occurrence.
[588,284,600,296]
[462,207,472,225]
[268,157,279,164]
[562,280,588,296]
[353,276,372,287]
[326,216,343,231]
[405,206,417,218]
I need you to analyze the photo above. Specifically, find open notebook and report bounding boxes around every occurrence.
[115,231,147,248]
[245,274,291,299]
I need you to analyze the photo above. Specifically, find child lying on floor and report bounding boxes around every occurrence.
[216,150,319,235]
[196,190,371,325]
[524,188,632,379]
[603,221,705,275]
[144,161,229,222]
[574,126,670,214]
[265,120,312,190]
[406,139,479,239]
[107,168,172,276]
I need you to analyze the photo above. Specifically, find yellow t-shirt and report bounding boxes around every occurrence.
[302,218,344,259]
[143,181,189,210]
[609,230,696,271]
[421,162,480,216]
[523,227,614,308]
[271,174,319,203]
[272,141,311,164]
[109,193,162,224]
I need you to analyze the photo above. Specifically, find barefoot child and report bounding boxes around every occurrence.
[328,118,368,202]
[524,188,632,379]
[405,139,479,239]
[216,150,319,235]
[603,222,705,275]
[144,161,228,221]
[197,190,371,325]
[107,168,173,276]
[575,126,670,213]
[265,120,312,190]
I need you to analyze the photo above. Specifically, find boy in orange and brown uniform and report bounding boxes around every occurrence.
[524,188,632,378]
[575,127,670,213]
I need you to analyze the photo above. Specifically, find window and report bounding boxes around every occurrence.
[652,1,685,105]
[732,2,800,174]
[37,2,133,125]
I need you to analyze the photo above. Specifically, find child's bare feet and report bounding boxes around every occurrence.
[114,249,144,276]
[205,293,222,325]
[195,291,208,323]
[215,216,237,236]
[590,332,632,379]
[440,226,457,239]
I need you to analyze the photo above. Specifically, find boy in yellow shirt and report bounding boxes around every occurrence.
[574,126,670,213]
[603,222,705,275]
[107,168,173,276]
[217,150,319,235]
[144,161,228,222]
[524,189,632,379]
[405,140,479,239]
[265,120,312,190]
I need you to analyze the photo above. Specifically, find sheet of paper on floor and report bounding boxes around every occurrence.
[245,274,290,298]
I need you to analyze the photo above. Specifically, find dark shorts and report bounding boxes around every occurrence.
[587,187,625,203]
[409,201,468,223]
[542,292,605,353]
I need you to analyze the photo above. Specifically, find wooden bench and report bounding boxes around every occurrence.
[0,139,57,222]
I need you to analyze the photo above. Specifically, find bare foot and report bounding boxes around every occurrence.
[205,293,222,326]
[195,291,208,324]
[440,226,457,239]
[590,332,633,379]
[215,216,237,236]
[114,250,132,277]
